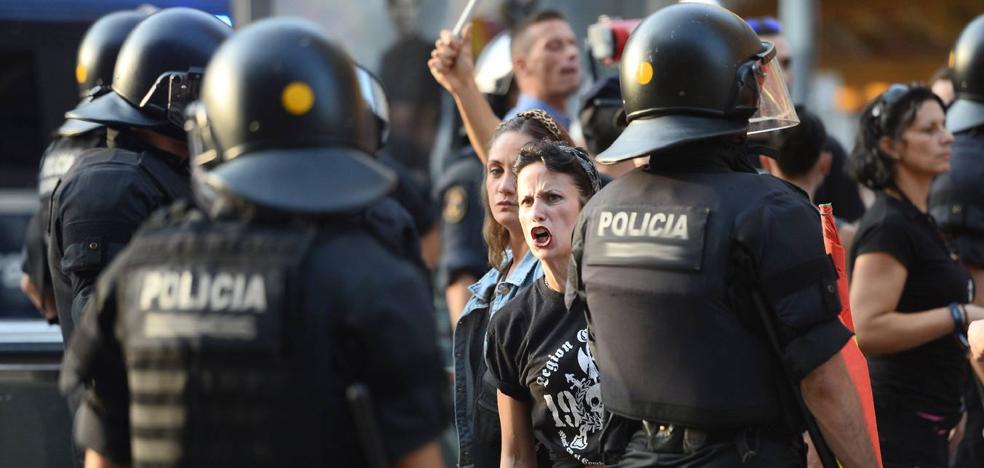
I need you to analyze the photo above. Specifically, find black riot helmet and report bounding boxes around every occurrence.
[188,17,396,214]
[67,8,230,135]
[947,14,984,133]
[596,3,797,164]
[75,10,147,99]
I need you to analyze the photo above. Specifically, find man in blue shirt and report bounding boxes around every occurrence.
[501,10,579,128]
[429,9,580,163]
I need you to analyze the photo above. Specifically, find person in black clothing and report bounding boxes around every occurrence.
[848,84,984,468]
[931,15,984,468]
[380,0,443,184]
[435,150,489,321]
[486,141,604,467]
[19,10,147,322]
[569,4,877,466]
[46,8,230,344]
[61,18,448,468]
[354,64,439,269]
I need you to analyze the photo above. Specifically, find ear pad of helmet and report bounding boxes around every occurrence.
[731,60,761,117]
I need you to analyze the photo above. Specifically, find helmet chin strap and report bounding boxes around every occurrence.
[746,142,780,159]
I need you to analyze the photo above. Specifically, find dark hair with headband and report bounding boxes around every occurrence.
[514,141,601,205]
[492,109,573,147]
[483,110,575,270]
[850,84,943,190]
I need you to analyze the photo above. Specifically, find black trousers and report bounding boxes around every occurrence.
[613,427,805,467]
[952,382,984,468]
[876,404,954,468]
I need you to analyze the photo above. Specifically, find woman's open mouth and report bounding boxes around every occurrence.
[531,226,552,248]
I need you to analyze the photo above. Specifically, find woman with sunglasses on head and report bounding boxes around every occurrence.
[454,110,574,468]
[849,84,983,467]
[485,141,604,467]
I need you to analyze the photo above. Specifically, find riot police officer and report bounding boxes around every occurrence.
[60,17,448,468]
[567,4,877,466]
[46,8,230,343]
[354,64,440,269]
[19,10,147,322]
[929,14,984,468]
[931,14,984,306]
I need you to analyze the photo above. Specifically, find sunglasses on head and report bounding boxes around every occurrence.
[870,83,912,135]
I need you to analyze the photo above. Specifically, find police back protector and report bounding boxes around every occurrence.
[577,167,835,429]
[30,129,106,297]
[114,207,325,466]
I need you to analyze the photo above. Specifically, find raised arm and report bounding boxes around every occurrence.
[428,25,502,164]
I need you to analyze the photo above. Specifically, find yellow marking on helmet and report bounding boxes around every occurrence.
[948,50,955,67]
[282,81,315,115]
[75,64,88,85]
[636,62,653,85]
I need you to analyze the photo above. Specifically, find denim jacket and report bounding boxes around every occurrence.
[453,249,542,467]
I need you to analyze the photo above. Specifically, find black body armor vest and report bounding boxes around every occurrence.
[114,207,325,467]
[930,131,984,267]
[28,128,106,299]
[577,165,835,429]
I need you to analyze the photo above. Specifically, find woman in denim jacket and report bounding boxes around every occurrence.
[452,110,573,468]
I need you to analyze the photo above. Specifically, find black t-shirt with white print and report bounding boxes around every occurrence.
[486,277,603,467]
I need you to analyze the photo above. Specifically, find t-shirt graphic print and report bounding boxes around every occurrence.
[487,278,603,467]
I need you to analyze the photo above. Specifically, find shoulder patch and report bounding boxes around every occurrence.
[443,185,467,224]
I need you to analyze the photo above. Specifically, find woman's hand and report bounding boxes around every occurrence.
[428,24,476,95]
[969,319,984,363]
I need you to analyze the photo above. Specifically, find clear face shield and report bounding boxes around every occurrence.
[746,42,798,135]
[184,100,223,211]
[474,32,513,96]
[354,64,390,145]
[185,101,220,168]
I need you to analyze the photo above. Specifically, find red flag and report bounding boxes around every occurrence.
[819,203,882,466]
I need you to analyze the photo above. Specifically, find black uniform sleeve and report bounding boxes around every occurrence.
[736,191,851,380]
[59,256,132,464]
[436,159,489,285]
[21,210,55,318]
[852,215,915,269]
[485,301,533,402]
[350,261,447,462]
[52,166,161,325]
[378,153,438,235]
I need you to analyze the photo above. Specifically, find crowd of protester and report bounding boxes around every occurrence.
[15,2,984,467]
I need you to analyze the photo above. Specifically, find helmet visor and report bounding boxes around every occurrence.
[185,101,221,169]
[474,32,513,96]
[355,64,389,129]
[747,48,798,135]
